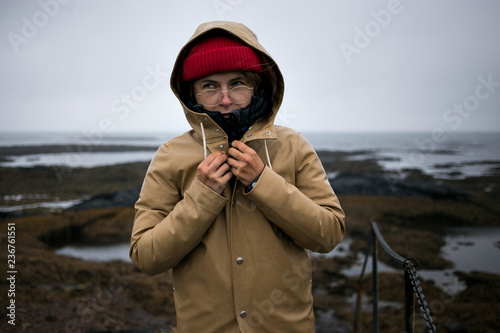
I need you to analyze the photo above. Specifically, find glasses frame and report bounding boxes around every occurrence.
[196,86,254,108]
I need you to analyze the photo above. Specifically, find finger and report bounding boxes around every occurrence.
[197,153,227,181]
[231,141,259,161]
[230,140,244,149]
[227,153,250,168]
[200,151,220,166]
[230,165,252,185]
[205,151,228,169]
[230,140,252,154]
[220,170,233,184]
[227,146,243,161]
[215,162,231,178]
[228,146,253,164]
[214,165,233,186]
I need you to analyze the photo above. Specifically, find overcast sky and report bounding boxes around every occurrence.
[1,0,499,135]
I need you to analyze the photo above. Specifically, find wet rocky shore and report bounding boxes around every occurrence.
[1,148,499,332]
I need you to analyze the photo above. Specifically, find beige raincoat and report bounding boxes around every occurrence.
[130,21,346,333]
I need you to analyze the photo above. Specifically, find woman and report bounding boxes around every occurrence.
[130,21,346,332]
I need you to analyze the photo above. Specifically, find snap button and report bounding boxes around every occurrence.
[265,131,271,135]
[219,144,224,149]
[215,128,220,133]
[223,136,228,140]
[231,201,236,206]
[204,117,208,121]
[236,257,243,265]
[247,134,253,139]
[240,311,247,318]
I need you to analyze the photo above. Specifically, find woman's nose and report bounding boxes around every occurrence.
[219,91,232,105]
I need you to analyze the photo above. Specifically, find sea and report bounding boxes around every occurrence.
[1,130,500,294]
[1,131,500,180]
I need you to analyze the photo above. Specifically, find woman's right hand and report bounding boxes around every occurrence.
[196,151,233,194]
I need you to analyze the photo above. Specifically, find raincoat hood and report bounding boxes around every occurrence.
[170,21,285,152]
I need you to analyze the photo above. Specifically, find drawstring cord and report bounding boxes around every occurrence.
[200,121,207,159]
[201,120,272,170]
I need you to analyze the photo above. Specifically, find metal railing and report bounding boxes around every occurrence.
[353,221,437,333]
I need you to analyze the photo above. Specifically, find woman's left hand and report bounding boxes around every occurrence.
[227,140,265,186]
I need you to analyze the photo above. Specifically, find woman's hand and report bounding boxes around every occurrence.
[196,151,233,194]
[228,141,265,186]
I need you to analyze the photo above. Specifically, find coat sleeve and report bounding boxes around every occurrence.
[129,144,227,275]
[246,133,346,253]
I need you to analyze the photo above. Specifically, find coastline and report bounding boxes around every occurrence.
[1,141,500,332]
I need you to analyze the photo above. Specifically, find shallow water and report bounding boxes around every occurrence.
[55,226,500,295]
[336,226,500,294]
[1,151,155,168]
[56,243,132,262]
[0,198,82,213]
[442,227,500,274]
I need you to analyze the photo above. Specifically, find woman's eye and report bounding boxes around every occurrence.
[231,81,246,87]
[202,83,216,90]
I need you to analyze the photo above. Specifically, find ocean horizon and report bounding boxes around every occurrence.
[1,130,499,180]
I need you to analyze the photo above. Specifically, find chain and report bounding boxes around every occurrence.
[404,259,437,333]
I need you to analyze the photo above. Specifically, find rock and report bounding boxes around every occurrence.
[444,322,468,333]
[70,171,475,212]
[330,172,474,200]
[70,186,141,210]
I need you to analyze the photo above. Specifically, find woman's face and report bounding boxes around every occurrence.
[194,72,254,116]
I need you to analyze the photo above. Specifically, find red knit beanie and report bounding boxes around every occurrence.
[181,32,263,82]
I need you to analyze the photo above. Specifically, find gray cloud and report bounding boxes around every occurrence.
[1,0,499,134]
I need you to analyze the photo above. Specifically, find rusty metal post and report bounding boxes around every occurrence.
[354,284,362,333]
[372,228,379,333]
[354,239,371,333]
[404,264,416,332]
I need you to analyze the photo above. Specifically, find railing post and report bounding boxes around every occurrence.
[354,241,371,333]
[404,263,416,333]
[354,284,362,333]
[372,228,379,333]
[358,223,436,333]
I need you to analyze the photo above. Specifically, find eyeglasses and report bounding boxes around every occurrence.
[196,86,254,108]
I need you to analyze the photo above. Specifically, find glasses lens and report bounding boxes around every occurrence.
[229,86,253,105]
[198,86,253,107]
[199,90,220,108]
